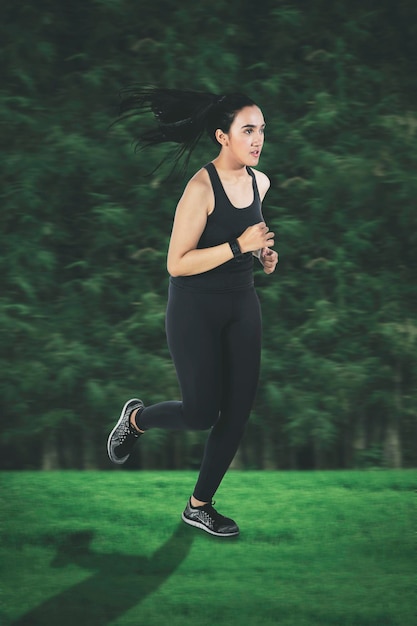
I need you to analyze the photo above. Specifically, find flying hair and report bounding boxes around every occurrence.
[115,86,257,176]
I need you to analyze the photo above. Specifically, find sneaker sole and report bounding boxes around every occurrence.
[181,513,240,537]
[107,398,143,465]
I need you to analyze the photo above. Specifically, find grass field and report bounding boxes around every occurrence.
[0,470,415,626]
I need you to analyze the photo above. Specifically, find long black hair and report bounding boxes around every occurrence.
[116,86,257,175]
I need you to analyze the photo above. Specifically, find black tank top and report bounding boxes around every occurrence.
[170,162,263,292]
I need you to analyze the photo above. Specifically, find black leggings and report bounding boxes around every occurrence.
[137,282,262,501]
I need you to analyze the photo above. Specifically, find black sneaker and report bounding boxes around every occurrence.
[182,499,239,537]
[107,398,144,464]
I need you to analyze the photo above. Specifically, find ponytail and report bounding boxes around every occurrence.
[115,86,256,175]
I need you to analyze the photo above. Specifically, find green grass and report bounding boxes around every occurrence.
[0,470,415,626]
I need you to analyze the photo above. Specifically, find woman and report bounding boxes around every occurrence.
[107,88,278,537]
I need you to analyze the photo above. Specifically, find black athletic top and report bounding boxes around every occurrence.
[170,162,263,293]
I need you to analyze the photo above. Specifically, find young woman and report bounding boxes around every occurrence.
[107,88,278,537]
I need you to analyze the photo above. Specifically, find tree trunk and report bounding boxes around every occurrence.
[262,429,278,469]
[229,446,244,469]
[383,363,403,468]
[383,421,402,468]
[82,429,97,470]
[352,418,366,466]
[42,433,60,470]
[313,439,326,469]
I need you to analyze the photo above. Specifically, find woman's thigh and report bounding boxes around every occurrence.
[165,284,223,429]
[220,288,262,421]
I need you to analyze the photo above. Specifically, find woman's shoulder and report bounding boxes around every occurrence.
[185,166,212,190]
[177,166,213,213]
[250,168,270,199]
[180,166,213,200]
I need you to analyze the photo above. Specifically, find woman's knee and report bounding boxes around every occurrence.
[182,401,219,431]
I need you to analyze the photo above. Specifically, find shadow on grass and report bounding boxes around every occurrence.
[12,522,194,626]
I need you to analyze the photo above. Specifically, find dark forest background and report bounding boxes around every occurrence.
[1,0,416,470]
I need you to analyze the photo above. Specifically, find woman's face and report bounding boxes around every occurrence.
[222,105,266,166]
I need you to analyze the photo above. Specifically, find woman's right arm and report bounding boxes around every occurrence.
[167,172,274,277]
[167,174,233,276]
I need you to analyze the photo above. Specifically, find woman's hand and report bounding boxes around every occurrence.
[260,247,278,274]
[237,222,274,253]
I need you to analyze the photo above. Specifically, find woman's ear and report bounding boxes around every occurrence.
[215,128,228,146]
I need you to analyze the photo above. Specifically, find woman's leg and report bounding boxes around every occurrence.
[192,288,262,502]
[136,283,223,431]
[108,284,225,465]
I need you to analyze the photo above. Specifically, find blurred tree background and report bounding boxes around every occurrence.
[1,0,416,470]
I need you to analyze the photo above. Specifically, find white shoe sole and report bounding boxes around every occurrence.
[181,512,239,537]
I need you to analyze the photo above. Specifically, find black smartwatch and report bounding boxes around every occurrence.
[229,238,244,260]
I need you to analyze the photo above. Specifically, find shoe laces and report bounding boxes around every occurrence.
[200,500,223,522]
[118,422,138,443]
[117,409,141,443]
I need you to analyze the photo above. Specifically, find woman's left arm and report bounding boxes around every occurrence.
[253,171,279,274]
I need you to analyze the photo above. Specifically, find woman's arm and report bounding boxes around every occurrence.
[167,173,234,277]
[167,169,275,277]
[252,169,273,264]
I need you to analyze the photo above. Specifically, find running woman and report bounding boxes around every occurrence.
[107,88,278,537]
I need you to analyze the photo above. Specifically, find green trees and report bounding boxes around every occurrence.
[244,1,417,469]
[1,0,416,469]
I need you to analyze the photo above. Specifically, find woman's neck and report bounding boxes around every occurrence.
[212,154,248,180]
